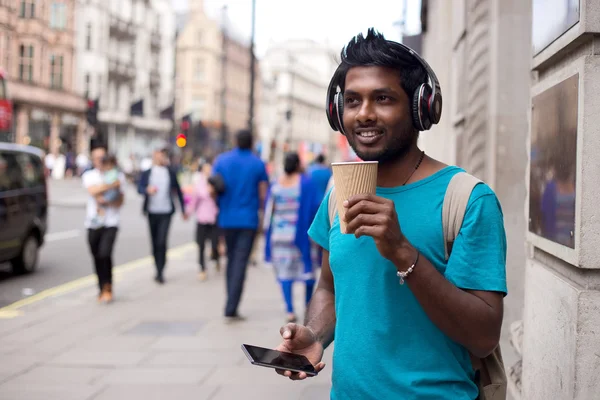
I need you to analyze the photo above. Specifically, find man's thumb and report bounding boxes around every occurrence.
[280,323,297,340]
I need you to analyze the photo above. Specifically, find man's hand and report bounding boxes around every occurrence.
[274,323,326,380]
[343,194,411,264]
[182,212,189,221]
[111,180,121,189]
[146,185,157,196]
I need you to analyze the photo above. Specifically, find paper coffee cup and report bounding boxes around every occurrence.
[331,161,378,234]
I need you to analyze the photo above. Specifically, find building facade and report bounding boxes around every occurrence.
[75,0,175,163]
[0,0,87,155]
[259,39,339,172]
[175,0,260,157]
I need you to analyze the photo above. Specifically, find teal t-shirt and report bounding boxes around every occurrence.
[307,166,507,400]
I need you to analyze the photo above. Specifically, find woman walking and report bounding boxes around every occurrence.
[187,160,220,281]
[264,153,320,322]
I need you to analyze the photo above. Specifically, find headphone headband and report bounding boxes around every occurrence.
[326,40,443,133]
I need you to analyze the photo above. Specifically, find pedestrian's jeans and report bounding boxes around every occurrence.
[87,227,119,292]
[223,228,257,317]
[148,213,172,277]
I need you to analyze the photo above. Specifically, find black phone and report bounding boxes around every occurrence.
[241,344,318,376]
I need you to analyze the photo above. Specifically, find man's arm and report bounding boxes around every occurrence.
[87,180,119,197]
[344,194,505,358]
[171,169,186,213]
[395,246,503,358]
[304,249,336,349]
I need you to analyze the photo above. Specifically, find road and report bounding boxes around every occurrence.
[0,179,196,308]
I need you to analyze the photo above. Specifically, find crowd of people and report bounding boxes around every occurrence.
[81,129,333,323]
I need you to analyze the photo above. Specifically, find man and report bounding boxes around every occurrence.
[137,148,187,284]
[212,129,269,321]
[82,144,125,303]
[307,154,332,201]
[275,29,507,399]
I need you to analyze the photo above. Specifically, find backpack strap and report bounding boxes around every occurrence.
[442,172,482,261]
[328,186,337,228]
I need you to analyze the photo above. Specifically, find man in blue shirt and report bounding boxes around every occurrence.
[274,29,507,399]
[307,154,332,201]
[213,130,269,321]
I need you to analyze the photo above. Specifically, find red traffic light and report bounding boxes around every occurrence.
[176,133,186,140]
[180,120,190,130]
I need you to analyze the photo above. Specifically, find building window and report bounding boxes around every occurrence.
[84,74,90,98]
[50,54,63,89]
[49,2,67,30]
[195,59,204,82]
[197,29,202,45]
[85,23,92,50]
[18,44,33,82]
[191,96,205,121]
[19,0,35,18]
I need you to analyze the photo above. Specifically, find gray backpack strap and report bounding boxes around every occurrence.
[327,186,337,228]
[442,172,482,261]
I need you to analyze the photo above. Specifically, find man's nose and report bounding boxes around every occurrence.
[356,100,376,123]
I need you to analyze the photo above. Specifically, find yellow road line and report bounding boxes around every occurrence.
[0,242,196,316]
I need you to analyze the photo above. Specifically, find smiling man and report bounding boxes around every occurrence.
[274,29,507,399]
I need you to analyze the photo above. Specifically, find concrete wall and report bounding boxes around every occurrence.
[522,0,600,396]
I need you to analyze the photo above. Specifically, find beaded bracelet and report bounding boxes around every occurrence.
[396,251,420,285]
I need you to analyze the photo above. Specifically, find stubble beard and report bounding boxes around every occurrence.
[347,125,417,165]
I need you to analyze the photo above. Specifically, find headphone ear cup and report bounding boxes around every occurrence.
[336,92,345,134]
[412,85,424,131]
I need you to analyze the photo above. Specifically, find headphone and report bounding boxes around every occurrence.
[326,41,443,134]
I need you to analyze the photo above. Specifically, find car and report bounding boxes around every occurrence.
[0,143,47,274]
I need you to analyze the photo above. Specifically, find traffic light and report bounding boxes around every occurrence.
[176,133,187,148]
[176,114,191,148]
[86,99,98,126]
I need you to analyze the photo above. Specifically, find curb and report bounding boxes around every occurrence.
[49,200,87,208]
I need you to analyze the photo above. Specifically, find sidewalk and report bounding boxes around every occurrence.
[0,246,332,400]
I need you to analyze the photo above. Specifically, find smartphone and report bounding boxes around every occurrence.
[241,344,318,376]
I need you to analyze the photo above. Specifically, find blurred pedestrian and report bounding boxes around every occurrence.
[137,148,187,284]
[187,160,220,281]
[82,143,125,303]
[212,129,269,321]
[307,154,332,201]
[263,152,320,323]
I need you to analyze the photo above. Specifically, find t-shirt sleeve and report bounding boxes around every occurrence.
[444,184,508,295]
[82,170,97,188]
[212,156,222,176]
[308,190,333,251]
[258,160,269,183]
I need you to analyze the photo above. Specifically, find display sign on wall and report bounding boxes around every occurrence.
[532,0,580,55]
[529,74,578,249]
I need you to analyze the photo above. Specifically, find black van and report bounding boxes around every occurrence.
[0,143,47,274]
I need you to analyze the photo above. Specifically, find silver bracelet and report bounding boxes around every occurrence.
[396,251,420,285]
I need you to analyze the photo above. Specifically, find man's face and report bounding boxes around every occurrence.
[91,148,106,170]
[342,66,416,164]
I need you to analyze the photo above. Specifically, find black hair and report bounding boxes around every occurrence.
[236,129,253,150]
[315,154,326,164]
[90,139,107,152]
[335,28,428,101]
[284,152,301,175]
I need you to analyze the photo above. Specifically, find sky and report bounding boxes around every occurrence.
[171,0,423,57]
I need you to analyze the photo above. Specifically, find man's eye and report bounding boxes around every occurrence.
[345,98,358,105]
[377,95,392,102]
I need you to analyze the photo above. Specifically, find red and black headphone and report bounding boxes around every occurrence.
[326,41,442,135]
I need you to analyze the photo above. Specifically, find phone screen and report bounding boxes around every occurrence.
[241,344,317,375]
